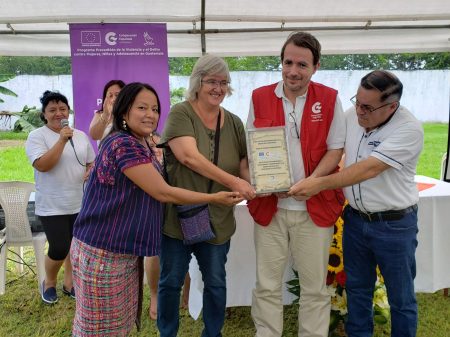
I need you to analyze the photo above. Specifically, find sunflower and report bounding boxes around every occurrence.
[328,246,344,273]
[333,217,344,249]
[335,218,343,236]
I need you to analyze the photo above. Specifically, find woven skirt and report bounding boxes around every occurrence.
[71,238,140,337]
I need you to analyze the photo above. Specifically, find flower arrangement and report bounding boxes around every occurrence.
[327,215,348,333]
[287,207,390,336]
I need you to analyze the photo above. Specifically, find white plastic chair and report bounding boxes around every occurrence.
[440,152,447,181]
[0,181,46,295]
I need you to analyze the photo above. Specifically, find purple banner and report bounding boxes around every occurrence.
[69,23,170,150]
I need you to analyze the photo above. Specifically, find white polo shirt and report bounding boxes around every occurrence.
[247,81,345,211]
[343,105,423,212]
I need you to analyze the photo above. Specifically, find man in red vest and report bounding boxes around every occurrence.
[246,32,346,337]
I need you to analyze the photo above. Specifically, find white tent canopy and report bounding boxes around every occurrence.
[1,0,450,57]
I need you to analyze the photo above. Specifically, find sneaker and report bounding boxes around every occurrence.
[62,285,75,299]
[41,281,58,305]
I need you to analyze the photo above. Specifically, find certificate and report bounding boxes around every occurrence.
[246,126,293,194]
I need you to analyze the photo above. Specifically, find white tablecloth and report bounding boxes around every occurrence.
[188,175,450,318]
[414,175,450,292]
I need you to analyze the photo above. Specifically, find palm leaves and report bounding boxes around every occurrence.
[0,74,18,103]
[10,105,43,132]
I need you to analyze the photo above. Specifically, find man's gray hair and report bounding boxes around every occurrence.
[185,54,233,101]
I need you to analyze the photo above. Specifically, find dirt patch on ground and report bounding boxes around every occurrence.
[0,140,25,150]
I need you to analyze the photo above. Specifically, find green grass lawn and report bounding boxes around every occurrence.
[0,147,34,182]
[1,123,448,181]
[0,268,448,337]
[0,131,28,140]
[417,123,448,179]
[0,124,449,337]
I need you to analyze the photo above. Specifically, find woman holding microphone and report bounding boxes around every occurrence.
[26,90,95,304]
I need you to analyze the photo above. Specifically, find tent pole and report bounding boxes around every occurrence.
[201,0,206,55]
[1,24,450,35]
[444,88,450,182]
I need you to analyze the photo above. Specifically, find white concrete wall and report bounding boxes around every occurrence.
[1,70,449,130]
[0,75,74,130]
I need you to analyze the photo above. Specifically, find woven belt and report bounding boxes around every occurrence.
[349,204,418,222]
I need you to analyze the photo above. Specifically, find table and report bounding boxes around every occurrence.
[188,175,450,319]
[413,175,450,292]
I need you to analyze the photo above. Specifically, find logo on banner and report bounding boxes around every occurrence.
[81,31,101,46]
[105,32,118,46]
[143,32,155,46]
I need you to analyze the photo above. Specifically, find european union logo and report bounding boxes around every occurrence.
[259,152,265,157]
[81,31,101,46]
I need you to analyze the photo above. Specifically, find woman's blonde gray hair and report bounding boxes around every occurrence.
[185,54,233,101]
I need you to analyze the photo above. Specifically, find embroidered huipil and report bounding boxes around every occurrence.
[73,132,163,257]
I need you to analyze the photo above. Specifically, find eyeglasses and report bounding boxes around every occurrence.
[201,79,230,89]
[288,111,300,139]
[350,95,397,114]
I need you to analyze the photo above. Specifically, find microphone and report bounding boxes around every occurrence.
[60,119,74,147]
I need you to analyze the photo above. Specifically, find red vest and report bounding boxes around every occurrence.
[247,81,344,227]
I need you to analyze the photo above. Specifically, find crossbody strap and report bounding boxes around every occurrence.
[208,109,221,193]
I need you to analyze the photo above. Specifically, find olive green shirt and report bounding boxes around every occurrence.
[161,101,247,244]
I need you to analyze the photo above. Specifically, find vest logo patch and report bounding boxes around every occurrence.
[312,102,322,114]
[311,102,323,122]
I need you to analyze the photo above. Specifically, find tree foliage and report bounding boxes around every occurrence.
[168,56,282,74]
[168,57,198,75]
[168,53,450,74]
[320,53,450,70]
[225,56,281,71]
[0,56,71,75]
[170,87,186,106]
[0,53,449,78]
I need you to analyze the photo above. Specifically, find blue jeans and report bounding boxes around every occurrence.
[343,206,418,337]
[157,234,230,337]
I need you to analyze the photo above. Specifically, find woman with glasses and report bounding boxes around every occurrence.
[157,54,256,337]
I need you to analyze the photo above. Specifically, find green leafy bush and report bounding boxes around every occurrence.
[11,105,43,132]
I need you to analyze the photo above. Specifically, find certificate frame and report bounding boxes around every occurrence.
[246,126,293,194]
